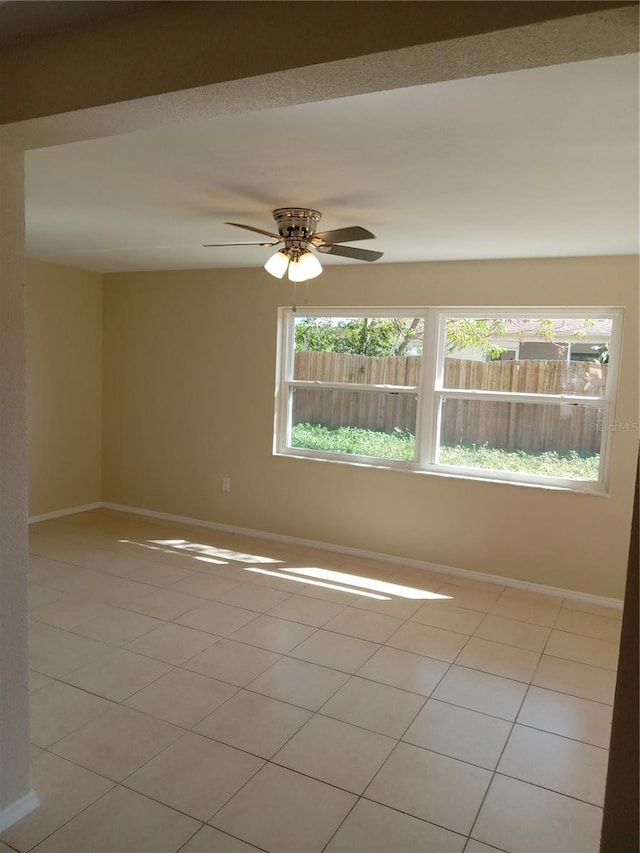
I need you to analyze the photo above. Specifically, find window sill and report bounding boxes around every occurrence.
[273,449,609,495]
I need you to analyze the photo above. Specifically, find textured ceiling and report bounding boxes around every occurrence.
[25,54,639,272]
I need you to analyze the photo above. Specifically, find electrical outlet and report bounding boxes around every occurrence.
[222,477,231,492]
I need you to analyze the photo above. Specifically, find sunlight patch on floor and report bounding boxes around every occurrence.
[244,567,391,599]
[284,567,450,600]
[120,538,283,565]
[121,539,228,564]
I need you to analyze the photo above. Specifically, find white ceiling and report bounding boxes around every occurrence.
[25,53,639,273]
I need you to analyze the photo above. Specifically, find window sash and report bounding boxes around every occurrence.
[435,310,619,405]
[286,385,420,463]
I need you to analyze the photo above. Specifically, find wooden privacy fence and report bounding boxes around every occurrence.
[293,352,607,453]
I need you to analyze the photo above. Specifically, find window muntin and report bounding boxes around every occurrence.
[275,307,622,492]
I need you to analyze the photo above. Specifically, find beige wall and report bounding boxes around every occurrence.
[102,256,639,599]
[26,260,102,517]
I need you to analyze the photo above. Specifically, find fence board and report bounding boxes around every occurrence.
[293,352,606,453]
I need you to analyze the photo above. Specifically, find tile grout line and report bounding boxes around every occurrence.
[30,610,619,707]
[463,668,535,849]
[30,552,623,638]
[465,599,567,845]
[30,593,617,747]
[463,593,599,848]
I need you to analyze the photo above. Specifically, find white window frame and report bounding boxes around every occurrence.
[274,306,623,493]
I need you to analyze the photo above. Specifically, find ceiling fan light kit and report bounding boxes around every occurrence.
[263,250,289,279]
[286,250,323,282]
[204,207,383,282]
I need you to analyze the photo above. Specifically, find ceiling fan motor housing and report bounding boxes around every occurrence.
[273,208,322,241]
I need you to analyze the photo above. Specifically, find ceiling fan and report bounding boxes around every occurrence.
[204,208,383,281]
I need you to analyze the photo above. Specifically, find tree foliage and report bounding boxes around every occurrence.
[444,319,508,359]
[294,316,601,360]
[592,343,609,364]
[294,317,422,357]
[294,316,508,358]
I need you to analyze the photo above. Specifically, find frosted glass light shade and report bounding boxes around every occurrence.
[288,251,323,282]
[264,251,289,278]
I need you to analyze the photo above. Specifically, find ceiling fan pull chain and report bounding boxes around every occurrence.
[304,280,311,305]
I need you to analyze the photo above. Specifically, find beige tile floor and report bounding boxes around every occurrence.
[1,509,623,853]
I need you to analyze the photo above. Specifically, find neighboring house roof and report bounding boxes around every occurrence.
[498,318,612,341]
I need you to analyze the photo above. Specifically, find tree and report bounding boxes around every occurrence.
[295,316,602,360]
[446,318,601,360]
[294,317,422,357]
[592,343,609,364]
[444,318,508,360]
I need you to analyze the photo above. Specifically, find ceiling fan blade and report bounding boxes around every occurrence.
[203,241,279,247]
[312,226,375,245]
[225,221,281,240]
[317,244,383,262]
[76,244,190,253]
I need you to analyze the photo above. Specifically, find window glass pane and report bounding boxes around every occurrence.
[291,387,417,461]
[294,316,422,386]
[438,399,603,480]
[443,317,612,396]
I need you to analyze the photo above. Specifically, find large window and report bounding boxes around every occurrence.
[274,308,623,491]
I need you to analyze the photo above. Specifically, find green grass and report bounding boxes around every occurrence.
[291,423,415,460]
[291,422,600,479]
[439,443,599,479]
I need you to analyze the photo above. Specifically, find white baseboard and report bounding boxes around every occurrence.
[28,502,103,525]
[0,791,40,832]
[102,502,624,610]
